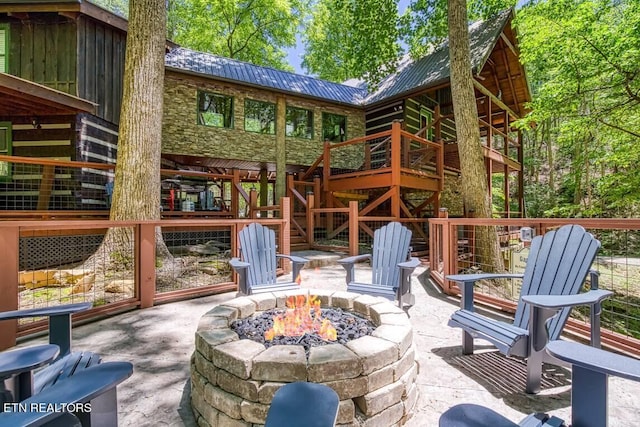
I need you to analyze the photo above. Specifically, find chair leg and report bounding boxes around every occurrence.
[461,331,474,355]
[526,348,543,394]
[571,365,608,427]
[74,387,118,427]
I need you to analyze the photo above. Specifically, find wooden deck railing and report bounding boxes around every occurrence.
[429,214,640,356]
[0,198,292,351]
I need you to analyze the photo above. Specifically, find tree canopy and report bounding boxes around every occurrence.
[516,0,640,217]
[301,0,402,87]
[168,0,309,70]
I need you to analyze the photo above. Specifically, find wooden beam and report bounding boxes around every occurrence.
[58,11,79,20]
[473,79,519,120]
[7,12,29,20]
[500,32,518,56]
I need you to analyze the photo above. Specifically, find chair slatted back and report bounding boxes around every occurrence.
[238,223,278,287]
[513,224,601,339]
[371,222,412,287]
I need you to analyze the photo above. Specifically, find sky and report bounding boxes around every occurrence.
[286,0,412,76]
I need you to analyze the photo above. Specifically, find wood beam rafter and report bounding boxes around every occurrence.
[473,80,520,120]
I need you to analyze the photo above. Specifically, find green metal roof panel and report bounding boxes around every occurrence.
[364,9,513,105]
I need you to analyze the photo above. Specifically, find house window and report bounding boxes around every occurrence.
[198,91,233,128]
[286,106,313,139]
[0,122,12,179]
[322,113,346,142]
[0,24,8,73]
[244,99,276,134]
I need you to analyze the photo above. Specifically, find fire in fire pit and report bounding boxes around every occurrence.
[264,294,337,341]
[231,295,375,354]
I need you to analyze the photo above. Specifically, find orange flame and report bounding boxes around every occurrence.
[264,294,337,341]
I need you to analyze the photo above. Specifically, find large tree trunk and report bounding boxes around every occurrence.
[85,0,169,272]
[448,0,504,272]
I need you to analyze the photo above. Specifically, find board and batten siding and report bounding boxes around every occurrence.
[162,72,366,167]
[76,16,126,125]
[1,17,77,94]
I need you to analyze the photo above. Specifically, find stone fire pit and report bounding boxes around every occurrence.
[190,289,418,427]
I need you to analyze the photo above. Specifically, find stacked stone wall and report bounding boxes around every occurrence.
[162,72,366,168]
[191,290,418,426]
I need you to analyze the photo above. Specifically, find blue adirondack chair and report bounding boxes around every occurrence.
[230,223,309,295]
[439,340,640,427]
[265,382,340,427]
[338,222,420,308]
[446,224,612,393]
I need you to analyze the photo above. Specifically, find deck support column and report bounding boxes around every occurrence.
[275,96,287,204]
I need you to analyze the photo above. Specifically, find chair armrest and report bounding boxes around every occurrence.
[0,302,92,321]
[398,257,420,271]
[522,290,613,310]
[276,254,309,281]
[525,290,613,352]
[275,254,309,265]
[446,274,523,312]
[0,302,92,359]
[546,340,640,382]
[337,254,371,285]
[229,258,249,271]
[337,254,371,266]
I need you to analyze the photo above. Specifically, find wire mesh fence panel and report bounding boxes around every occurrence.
[157,225,233,293]
[17,226,135,326]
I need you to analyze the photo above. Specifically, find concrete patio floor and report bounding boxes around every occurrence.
[22,262,640,426]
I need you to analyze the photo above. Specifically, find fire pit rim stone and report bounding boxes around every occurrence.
[191,289,418,426]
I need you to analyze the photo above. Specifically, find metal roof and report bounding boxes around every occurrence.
[165,48,368,106]
[364,9,513,105]
[164,9,512,107]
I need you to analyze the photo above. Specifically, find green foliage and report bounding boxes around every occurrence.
[90,0,129,17]
[168,0,310,70]
[516,0,640,218]
[402,0,516,57]
[301,0,402,87]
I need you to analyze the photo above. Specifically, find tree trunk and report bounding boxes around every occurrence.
[448,0,504,272]
[85,0,169,272]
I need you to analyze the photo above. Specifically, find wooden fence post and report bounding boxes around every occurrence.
[137,223,156,309]
[306,193,315,247]
[249,189,258,219]
[349,200,359,256]
[281,197,291,273]
[0,225,19,350]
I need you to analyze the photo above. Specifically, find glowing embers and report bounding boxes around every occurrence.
[265,294,337,341]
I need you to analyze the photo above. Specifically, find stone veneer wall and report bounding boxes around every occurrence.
[191,289,418,427]
[162,72,366,168]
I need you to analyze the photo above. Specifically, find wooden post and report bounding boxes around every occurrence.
[0,225,19,350]
[391,121,402,219]
[249,189,258,219]
[37,165,55,210]
[137,223,156,309]
[349,200,359,256]
[323,141,334,234]
[306,193,315,247]
[275,96,287,200]
[435,104,444,191]
[518,130,524,216]
[281,197,291,273]
[259,168,269,207]
[232,169,240,218]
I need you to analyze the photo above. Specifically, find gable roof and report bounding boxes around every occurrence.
[164,10,513,108]
[165,48,368,106]
[364,9,513,105]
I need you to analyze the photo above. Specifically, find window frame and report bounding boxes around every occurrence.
[197,91,234,129]
[322,112,347,143]
[0,121,12,181]
[285,106,314,139]
[0,23,9,73]
[244,98,276,135]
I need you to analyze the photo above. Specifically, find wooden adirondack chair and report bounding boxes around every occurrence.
[230,223,309,295]
[446,224,613,394]
[439,341,640,427]
[265,382,339,427]
[338,222,420,308]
